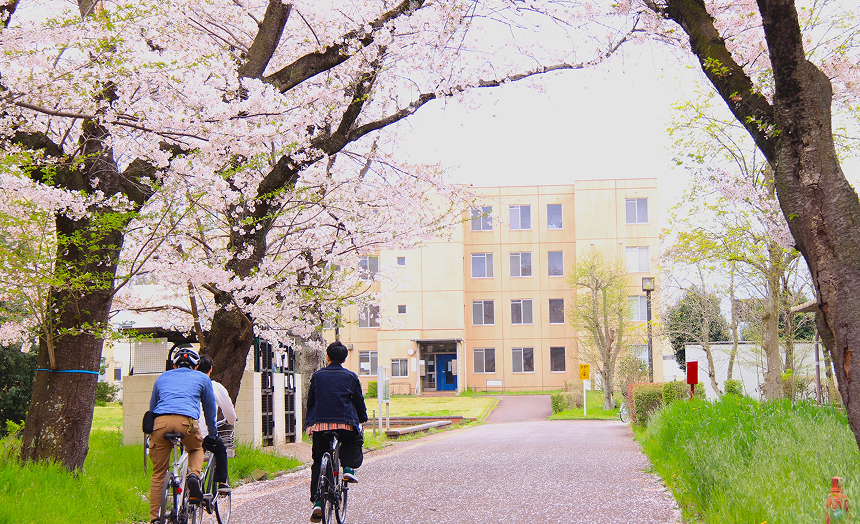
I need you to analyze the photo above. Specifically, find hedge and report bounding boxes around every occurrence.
[662,381,705,407]
[628,382,663,426]
[366,380,377,398]
[724,379,743,396]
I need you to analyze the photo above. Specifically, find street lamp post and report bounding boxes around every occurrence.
[642,277,655,383]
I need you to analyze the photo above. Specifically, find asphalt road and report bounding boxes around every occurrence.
[228,396,680,524]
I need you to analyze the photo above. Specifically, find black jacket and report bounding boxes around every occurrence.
[305,363,368,430]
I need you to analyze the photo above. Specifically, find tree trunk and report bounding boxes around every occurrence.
[727,272,739,381]
[762,255,782,399]
[294,337,325,428]
[206,305,255,404]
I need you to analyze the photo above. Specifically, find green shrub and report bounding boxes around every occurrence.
[551,392,566,413]
[631,383,663,425]
[96,381,120,406]
[0,344,36,437]
[366,380,377,398]
[724,379,743,396]
[663,381,705,407]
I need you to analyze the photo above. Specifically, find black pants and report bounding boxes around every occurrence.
[309,429,363,503]
[206,437,229,484]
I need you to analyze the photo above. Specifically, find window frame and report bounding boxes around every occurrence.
[510,252,532,278]
[391,358,409,377]
[397,304,407,314]
[550,347,566,372]
[509,204,531,230]
[359,350,378,376]
[626,246,650,273]
[472,300,495,326]
[629,295,649,321]
[625,198,648,224]
[358,304,380,328]
[470,206,493,231]
[511,299,534,325]
[471,253,494,279]
[547,204,563,230]
[473,348,496,374]
[396,256,406,267]
[549,298,565,325]
[547,251,564,277]
[358,255,379,281]
[512,347,535,373]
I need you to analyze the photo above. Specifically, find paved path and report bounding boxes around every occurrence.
[484,394,553,422]
[229,417,680,523]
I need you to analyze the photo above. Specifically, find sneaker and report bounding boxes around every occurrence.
[186,473,203,501]
[217,483,232,494]
[343,467,358,483]
[310,502,323,523]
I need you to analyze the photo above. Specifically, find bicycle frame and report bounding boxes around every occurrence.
[317,432,349,524]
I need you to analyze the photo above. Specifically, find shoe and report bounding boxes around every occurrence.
[186,473,203,501]
[343,467,358,483]
[310,502,323,523]
[217,483,232,494]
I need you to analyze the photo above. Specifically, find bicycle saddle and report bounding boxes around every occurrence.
[164,432,184,440]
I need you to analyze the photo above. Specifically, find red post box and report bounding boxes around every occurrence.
[686,361,698,400]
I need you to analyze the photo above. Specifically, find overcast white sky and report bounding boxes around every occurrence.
[394,44,702,225]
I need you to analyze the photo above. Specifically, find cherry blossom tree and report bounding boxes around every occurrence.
[0,0,641,469]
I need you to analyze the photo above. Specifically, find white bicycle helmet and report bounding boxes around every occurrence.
[171,345,200,368]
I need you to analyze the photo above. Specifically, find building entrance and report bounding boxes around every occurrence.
[435,353,457,391]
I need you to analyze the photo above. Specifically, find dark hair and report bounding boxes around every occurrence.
[326,341,348,364]
[197,354,214,374]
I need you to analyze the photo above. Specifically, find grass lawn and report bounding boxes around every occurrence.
[93,403,124,431]
[380,395,496,419]
[549,390,622,421]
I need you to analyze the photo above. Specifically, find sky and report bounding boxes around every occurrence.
[395,43,703,226]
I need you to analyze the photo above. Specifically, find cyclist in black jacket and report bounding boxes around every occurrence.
[305,341,368,523]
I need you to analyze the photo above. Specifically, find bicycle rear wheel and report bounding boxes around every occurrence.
[619,402,630,423]
[159,471,176,523]
[214,490,231,524]
[317,454,336,524]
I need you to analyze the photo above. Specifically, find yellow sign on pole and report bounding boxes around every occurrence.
[579,364,590,381]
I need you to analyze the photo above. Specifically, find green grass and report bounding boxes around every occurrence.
[549,390,622,420]
[378,395,495,419]
[0,423,301,524]
[92,403,123,432]
[640,396,860,523]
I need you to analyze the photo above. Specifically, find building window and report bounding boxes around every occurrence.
[391,358,409,377]
[396,256,406,266]
[549,299,565,324]
[625,198,648,224]
[359,351,378,376]
[550,347,566,372]
[397,305,407,314]
[631,344,648,363]
[629,296,648,321]
[510,252,532,277]
[547,204,563,229]
[548,251,564,277]
[113,367,122,381]
[472,300,495,326]
[359,304,380,328]
[474,348,496,373]
[626,246,649,273]
[470,206,493,231]
[512,347,534,373]
[471,253,494,278]
[509,205,531,230]
[359,256,378,280]
[511,299,533,325]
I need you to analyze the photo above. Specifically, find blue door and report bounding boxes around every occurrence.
[435,354,457,391]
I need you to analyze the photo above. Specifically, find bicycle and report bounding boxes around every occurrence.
[619,401,630,423]
[199,421,234,524]
[316,431,349,524]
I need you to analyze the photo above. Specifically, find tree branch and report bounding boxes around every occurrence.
[238,0,292,79]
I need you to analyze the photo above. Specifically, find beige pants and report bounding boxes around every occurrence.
[149,415,204,520]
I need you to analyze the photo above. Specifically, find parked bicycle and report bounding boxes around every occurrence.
[316,431,350,524]
[619,401,630,423]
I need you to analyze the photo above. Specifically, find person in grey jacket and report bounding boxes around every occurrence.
[148,347,218,523]
[305,341,368,522]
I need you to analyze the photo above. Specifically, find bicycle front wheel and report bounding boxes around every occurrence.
[214,490,231,524]
[334,483,348,524]
[619,402,630,423]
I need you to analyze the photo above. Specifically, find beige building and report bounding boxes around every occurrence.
[332,179,663,394]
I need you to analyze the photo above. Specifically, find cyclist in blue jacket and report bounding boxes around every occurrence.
[305,341,368,523]
[148,346,218,523]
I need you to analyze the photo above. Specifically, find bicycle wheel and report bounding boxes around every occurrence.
[181,490,204,524]
[619,402,630,423]
[318,454,335,524]
[334,482,348,524]
[159,471,177,523]
[214,490,231,524]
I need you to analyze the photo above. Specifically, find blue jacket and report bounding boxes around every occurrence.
[150,367,217,436]
[305,363,368,430]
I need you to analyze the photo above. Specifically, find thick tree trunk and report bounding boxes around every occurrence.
[762,246,783,399]
[206,305,255,404]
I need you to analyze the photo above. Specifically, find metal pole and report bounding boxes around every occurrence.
[646,289,654,383]
[583,377,587,418]
[814,329,822,404]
